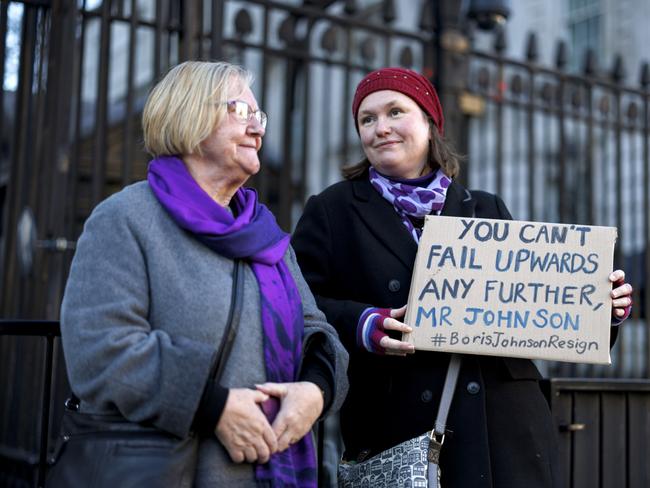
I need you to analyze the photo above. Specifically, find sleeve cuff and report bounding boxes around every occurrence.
[192,381,229,436]
[299,338,334,414]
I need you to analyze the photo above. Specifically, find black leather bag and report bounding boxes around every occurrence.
[46,260,245,487]
[46,410,199,488]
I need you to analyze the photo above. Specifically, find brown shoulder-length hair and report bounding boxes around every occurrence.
[341,121,463,180]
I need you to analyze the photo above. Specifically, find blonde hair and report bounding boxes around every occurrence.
[142,61,254,157]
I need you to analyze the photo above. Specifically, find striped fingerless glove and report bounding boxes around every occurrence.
[357,307,392,354]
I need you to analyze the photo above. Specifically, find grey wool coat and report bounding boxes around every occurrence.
[60,181,349,487]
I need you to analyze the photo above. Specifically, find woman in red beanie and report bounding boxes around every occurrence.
[292,67,632,487]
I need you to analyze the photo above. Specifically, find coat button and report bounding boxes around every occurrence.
[388,279,401,292]
[421,389,433,403]
[467,381,481,395]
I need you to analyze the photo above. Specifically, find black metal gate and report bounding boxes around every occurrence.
[464,31,650,378]
[1,0,441,321]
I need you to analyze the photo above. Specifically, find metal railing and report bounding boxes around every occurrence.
[0,320,61,488]
[465,32,650,378]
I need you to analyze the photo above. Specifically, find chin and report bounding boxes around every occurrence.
[246,162,261,176]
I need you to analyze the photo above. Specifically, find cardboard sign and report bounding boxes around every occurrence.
[403,216,617,364]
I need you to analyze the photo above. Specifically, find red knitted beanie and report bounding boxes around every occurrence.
[352,67,444,135]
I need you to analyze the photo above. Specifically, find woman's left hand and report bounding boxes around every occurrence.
[610,269,633,323]
[255,381,324,452]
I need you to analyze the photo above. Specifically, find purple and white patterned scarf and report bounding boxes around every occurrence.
[147,156,316,488]
[369,167,451,242]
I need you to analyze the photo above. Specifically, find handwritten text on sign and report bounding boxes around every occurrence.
[403,217,617,364]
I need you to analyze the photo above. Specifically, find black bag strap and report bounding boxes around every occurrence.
[210,259,245,382]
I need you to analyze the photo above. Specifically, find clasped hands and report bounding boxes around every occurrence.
[215,381,323,464]
[365,270,634,356]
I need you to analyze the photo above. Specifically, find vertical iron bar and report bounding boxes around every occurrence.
[121,0,138,187]
[341,26,352,166]
[495,62,504,196]
[629,118,640,378]
[585,82,594,224]
[210,0,224,60]
[642,87,650,378]
[614,88,623,267]
[258,2,270,204]
[0,1,8,155]
[36,334,55,488]
[557,78,567,223]
[196,0,204,60]
[543,103,553,223]
[526,67,535,219]
[69,0,88,241]
[154,0,163,77]
[320,61,331,190]
[30,8,50,318]
[280,58,296,229]
[584,83,597,378]
[613,87,624,377]
[91,0,111,208]
[384,33,390,67]
[299,37,312,210]
[180,0,196,62]
[44,0,77,322]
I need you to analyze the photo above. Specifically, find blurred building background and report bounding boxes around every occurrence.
[0,0,649,486]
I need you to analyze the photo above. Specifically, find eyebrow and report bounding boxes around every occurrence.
[358,100,401,116]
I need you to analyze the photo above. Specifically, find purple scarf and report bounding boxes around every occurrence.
[369,167,451,242]
[147,156,316,488]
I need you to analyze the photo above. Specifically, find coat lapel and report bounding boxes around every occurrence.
[440,180,476,218]
[350,177,418,270]
[349,178,476,270]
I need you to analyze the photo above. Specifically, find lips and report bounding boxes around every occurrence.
[240,142,260,151]
[375,140,401,148]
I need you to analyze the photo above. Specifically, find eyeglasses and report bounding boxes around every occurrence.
[225,100,267,129]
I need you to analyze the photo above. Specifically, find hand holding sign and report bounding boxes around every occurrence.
[609,270,633,322]
[357,306,415,356]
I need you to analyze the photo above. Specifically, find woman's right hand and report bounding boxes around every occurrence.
[358,305,415,356]
[215,388,278,464]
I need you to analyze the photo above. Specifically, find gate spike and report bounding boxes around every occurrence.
[611,54,625,83]
[493,27,506,54]
[555,40,567,71]
[582,48,597,76]
[640,63,650,90]
[382,0,396,23]
[525,32,538,62]
[419,1,434,32]
[344,0,357,15]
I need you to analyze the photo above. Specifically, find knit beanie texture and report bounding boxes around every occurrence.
[352,67,444,135]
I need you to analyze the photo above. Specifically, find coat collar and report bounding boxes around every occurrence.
[440,180,476,218]
[350,175,476,269]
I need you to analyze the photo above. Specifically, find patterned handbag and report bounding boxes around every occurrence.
[338,355,461,488]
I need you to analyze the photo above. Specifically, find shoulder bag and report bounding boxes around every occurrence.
[338,354,462,488]
[46,260,245,488]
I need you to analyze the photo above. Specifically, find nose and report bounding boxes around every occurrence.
[375,116,391,135]
[247,117,265,137]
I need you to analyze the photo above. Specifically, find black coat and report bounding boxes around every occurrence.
[292,174,564,488]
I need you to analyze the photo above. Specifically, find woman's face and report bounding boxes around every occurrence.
[357,90,431,179]
[200,84,265,180]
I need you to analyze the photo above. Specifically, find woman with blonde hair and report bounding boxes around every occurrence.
[50,61,348,487]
